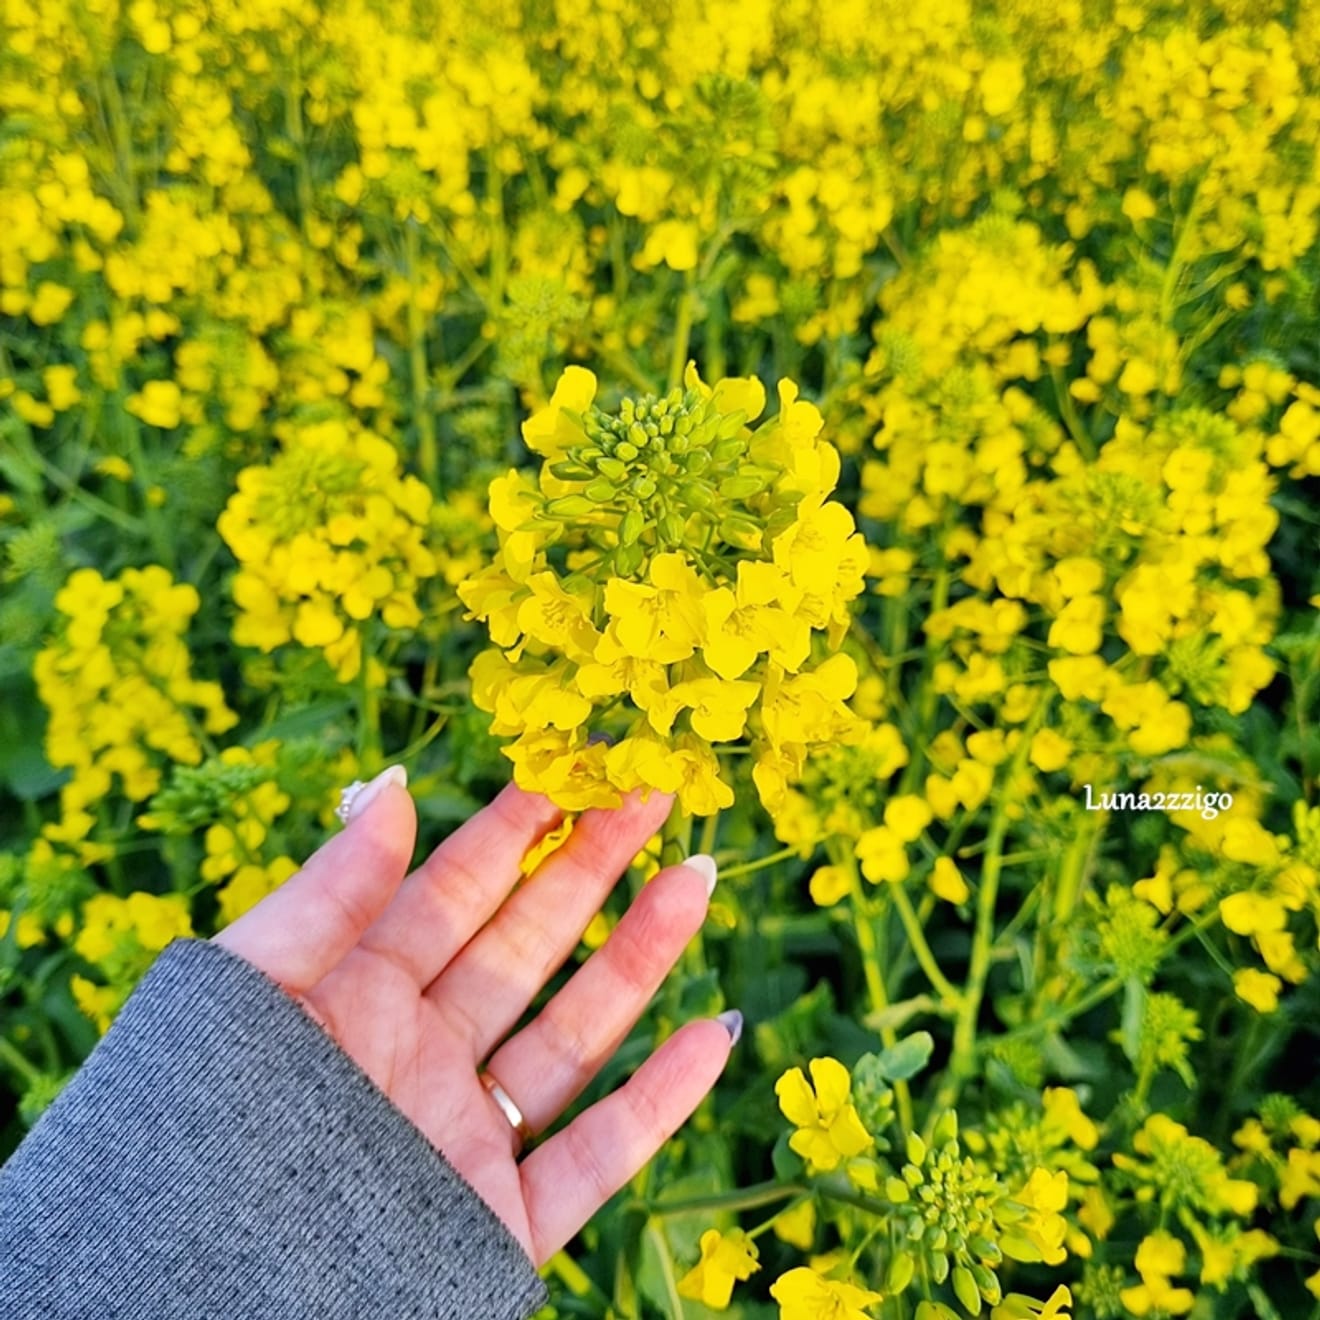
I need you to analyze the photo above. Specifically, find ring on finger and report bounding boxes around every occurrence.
[480,1069,534,1152]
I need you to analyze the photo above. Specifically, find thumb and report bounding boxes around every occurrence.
[211,765,418,995]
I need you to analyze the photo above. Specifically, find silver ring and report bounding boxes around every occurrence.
[480,1071,533,1150]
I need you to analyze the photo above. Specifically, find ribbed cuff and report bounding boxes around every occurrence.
[0,937,548,1320]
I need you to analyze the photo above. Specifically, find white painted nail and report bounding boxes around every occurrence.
[336,765,408,825]
[715,1009,743,1046]
[685,852,718,896]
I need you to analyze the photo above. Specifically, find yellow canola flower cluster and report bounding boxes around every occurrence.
[1131,798,1320,1013]
[459,364,868,816]
[69,890,194,1034]
[218,416,440,682]
[32,567,238,863]
[138,742,302,927]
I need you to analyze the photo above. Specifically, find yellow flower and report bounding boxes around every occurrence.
[1219,890,1287,936]
[1120,1232,1195,1317]
[883,795,932,844]
[773,1199,817,1250]
[1233,967,1282,1013]
[991,1287,1073,1320]
[775,1057,873,1172]
[521,365,596,461]
[1000,1168,1069,1266]
[930,856,970,904]
[855,825,909,884]
[1029,729,1072,773]
[769,1267,883,1320]
[676,1229,760,1309]
[125,379,183,429]
[29,281,75,325]
[809,864,851,907]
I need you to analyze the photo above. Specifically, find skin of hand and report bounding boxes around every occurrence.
[210,773,733,1266]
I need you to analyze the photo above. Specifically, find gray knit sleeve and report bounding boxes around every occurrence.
[0,937,549,1320]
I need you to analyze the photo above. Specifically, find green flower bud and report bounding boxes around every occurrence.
[549,461,594,481]
[585,479,616,503]
[930,1252,950,1285]
[906,1132,928,1166]
[597,457,627,482]
[968,1236,1000,1265]
[679,481,714,509]
[718,474,765,500]
[659,511,686,543]
[715,409,747,438]
[693,417,722,447]
[971,1264,1002,1306]
[619,508,645,546]
[685,449,712,474]
[617,440,640,461]
[717,513,762,546]
[925,1225,947,1252]
[627,423,648,449]
[952,1266,982,1317]
[903,1164,924,1188]
[546,495,596,517]
[885,1177,911,1204]
[711,436,744,463]
[632,474,657,499]
[613,542,645,575]
[885,1252,916,1295]
[932,1109,959,1148]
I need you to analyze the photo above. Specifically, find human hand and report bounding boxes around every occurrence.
[210,769,736,1266]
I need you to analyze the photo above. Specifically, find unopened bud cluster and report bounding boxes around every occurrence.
[881,1110,1019,1315]
[537,384,795,576]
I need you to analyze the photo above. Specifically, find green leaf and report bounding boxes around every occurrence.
[862,995,937,1035]
[770,1129,800,1181]
[873,1030,935,1082]
[1121,976,1145,1067]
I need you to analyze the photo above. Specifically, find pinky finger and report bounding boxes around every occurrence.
[518,1016,737,1265]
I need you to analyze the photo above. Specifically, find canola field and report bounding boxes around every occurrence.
[2,1,1320,1316]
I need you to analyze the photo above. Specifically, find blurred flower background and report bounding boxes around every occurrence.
[2,0,1320,1316]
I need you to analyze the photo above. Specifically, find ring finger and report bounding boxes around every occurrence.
[479,858,714,1137]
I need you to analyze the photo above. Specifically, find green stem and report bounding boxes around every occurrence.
[717,841,819,880]
[284,51,314,239]
[934,692,1051,1113]
[844,849,914,1132]
[0,1036,42,1087]
[405,222,439,492]
[356,622,383,767]
[1050,362,1095,460]
[890,883,960,1005]
[668,272,696,391]
[644,1219,684,1318]
[643,1181,804,1218]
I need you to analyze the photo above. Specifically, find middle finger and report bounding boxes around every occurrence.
[479,858,714,1136]
[423,786,674,1056]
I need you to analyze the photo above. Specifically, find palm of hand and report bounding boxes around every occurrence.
[213,776,730,1265]
[304,950,536,1252]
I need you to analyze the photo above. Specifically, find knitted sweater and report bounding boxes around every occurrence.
[0,937,549,1319]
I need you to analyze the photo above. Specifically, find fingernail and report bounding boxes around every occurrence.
[715,1009,743,1047]
[685,852,718,896]
[336,765,408,825]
